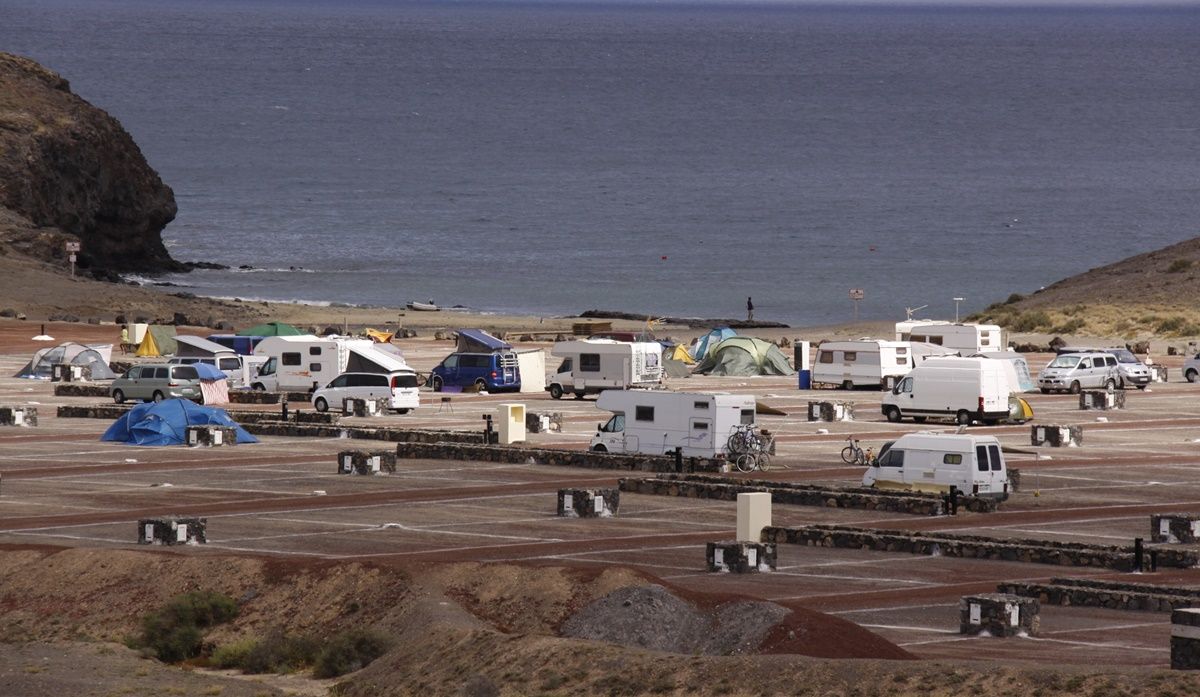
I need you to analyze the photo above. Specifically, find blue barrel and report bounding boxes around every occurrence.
[798,369,812,390]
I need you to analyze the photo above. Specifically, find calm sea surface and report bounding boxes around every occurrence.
[3,0,1199,325]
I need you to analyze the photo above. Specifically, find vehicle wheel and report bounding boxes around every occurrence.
[884,406,901,423]
[431,376,443,392]
[1135,384,1147,390]
[112,389,125,404]
[842,380,854,390]
[314,397,328,412]
[591,444,607,453]
[840,446,857,464]
[394,408,410,415]
[1039,388,1051,394]
[757,453,771,472]
[955,410,971,426]
[1188,369,1198,383]
[252,383,265,392]
[574,391,585,400]
[549,384,564,400]
[1117,377,1125,389]
[474,379,488,392]
[912,416,927,423]
[1104,379,1116,390]
[735,454,756,473]
[1068,381,1082,394]
[152,391,165,403]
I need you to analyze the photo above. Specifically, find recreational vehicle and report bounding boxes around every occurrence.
[812,340,955,390]
[251,336,410,392]
[589,390,755,458]
[548,340,663,399]
[881,357,1020,425]
[861,433,1010,499]
[894,321,1004,354]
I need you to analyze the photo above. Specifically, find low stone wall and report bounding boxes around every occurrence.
[185,425,237,447]
[764,524,1198,571]
[1080,390,1125,410]
[807,401,853,422]
[234,411,341,425]
[139,517,206,545]
[394,441,723,473]
[1031,424,1083,447]
[960,594,1039,637]
[558,488,619,517]
[1173,609,1200,669]
[57,404,130,419]
[0,406,38,427]
[337,450,397,475]
[1153,514,1200,544]
[53,384,111,398]
[619,473,999,515]
[229,391,312,405]
[999,577,1200,613]
[707,541,777,573]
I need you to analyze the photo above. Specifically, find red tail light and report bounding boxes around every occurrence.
[390,377,398,389]
[978,396,984,412]
[169,382,180,387]
[491,371,497,378]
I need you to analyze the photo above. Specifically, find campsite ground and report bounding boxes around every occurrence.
[6,320,1200,695]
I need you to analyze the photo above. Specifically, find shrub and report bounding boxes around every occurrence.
[133,591,239,662]
[1157,316,1186,334]
[1168,259,1192,273]
[240,629,320,674]
[1005,293,1026,304]
[212,637,258,669]
[1008,311,1051,333]
[313,628,393,678]
[1051,318,1086,335]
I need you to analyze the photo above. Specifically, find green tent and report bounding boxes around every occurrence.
[238,321,303,337]
[693,337,795,376]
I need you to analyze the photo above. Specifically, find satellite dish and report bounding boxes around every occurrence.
[904,305,929,321]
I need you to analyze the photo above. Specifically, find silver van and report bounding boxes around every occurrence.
[111,364,202,403]
[1057,347,1152,389]
[1037,352,1120,394]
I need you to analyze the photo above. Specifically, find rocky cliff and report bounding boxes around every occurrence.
[0,52,181,276]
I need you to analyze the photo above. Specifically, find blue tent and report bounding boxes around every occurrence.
[192,363,225,380]
[101,399,257,446]
[690,327,737,361]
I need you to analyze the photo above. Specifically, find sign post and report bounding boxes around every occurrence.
[953,297,965,323]
[64,241,80,277]
[849,288,865,321]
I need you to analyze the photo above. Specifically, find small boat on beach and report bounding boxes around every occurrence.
[407,301,439,312]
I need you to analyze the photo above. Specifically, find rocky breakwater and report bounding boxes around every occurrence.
[0,52,180,277]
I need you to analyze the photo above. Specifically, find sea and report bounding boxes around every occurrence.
[3,0,1199,326]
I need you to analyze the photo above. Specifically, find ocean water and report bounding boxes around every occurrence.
[3,0,1198,325]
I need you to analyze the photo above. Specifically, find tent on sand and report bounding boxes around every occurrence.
[690,327,736,361]
[238,322,302,337]
[693,337,795,377]
[14,342,116,380]
[135,325,178,357]
[101,399,256,446]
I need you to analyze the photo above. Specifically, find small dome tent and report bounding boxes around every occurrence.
[101,399,256,446]
[693,337,795,376]
[690,327,736,361]
[14,342,116,380]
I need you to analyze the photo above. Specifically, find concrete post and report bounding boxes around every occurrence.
[737,492,772,543]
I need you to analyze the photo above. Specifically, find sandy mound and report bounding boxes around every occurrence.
[561,585,788,656]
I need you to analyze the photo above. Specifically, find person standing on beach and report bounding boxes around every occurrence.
[120,325,130,354]
[746,297,754,322]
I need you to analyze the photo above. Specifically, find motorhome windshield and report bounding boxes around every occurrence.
[1048,355,1080,369]
[601,414,625,433]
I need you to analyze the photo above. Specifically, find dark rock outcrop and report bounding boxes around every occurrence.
[0,52,181,274]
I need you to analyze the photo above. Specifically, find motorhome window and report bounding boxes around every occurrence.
[929,336,943,345]
[976,445,990,472]
[259,358,276,376]
[911,335,924,343]
[740,409,754,425]
[604,414,625,433]
[309,347,322,356]
[218,357,240,370]
[1048,355,1079,369]
[896,347,907,355]
[635,406,654,422]
[282,353,302,366]
[844,352,857,362]
[310,363,321,372]
[694,401,709,410]
[580,354,601,372]
[943,454,963,465]
[981,334,991,346]
[818,351,833,364]
[692,420,709,430]
[557,359,572,373]
[988,445,1002,471]
[880,450,903,467]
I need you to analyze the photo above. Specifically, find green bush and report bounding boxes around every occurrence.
[1051,318,1086,335]
[212,637,258,669]
[240,629,320,674]
[313,628,393,678]
[1008,310,1051,333]
[1157,316,1186,334]
[1167,259,1192,273]
[133,591,238,662]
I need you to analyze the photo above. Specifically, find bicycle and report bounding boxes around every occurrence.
[840,436,874,466]
[726,424,763,456]
[735,451,772,473]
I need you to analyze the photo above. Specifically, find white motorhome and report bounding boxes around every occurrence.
[548,340,663,400]
[861,432,1010,499]
[590,390,756,458]
[881,356,1016,425]
[895,320,1005,354]
[251,336,411,392]
[812,340,956,390]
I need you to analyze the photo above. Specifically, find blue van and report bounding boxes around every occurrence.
[430,352,520,392]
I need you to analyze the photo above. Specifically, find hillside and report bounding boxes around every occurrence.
[969,236,1200,340]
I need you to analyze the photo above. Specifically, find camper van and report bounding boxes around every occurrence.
[251,336,410,392]
[881,356,1015,425]
[548,340,663,399]
[589,390,756,458]
[811,340,955,390]
[895,321,1004,354]
[861,433,1010,499]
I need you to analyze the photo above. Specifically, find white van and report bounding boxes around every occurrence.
[881,357,1014,425]
[895,320,1004,354]
[590,390,755,458]
[252,336,411,393]
[862,433,1010,499]
[1037,352,1120,394]
[548,340,663,400]
[311,370,419,414]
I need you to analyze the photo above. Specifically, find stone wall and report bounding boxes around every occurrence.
[1079,390,1125,410]
[1031,424,1083,447]
[1173,609,1200,669]
[1152,514,1200,544]
[764,524,1197,571]
[229,391,312,405]
[0,406,38,427]
[1000,577,1200,613]
[394,441,723,473]
[53,384,110,397]
[619,473,999,516]
[57,404,129,419]
[557,488,620,517]
[960,594,1039,637]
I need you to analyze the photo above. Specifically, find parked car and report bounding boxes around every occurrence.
[1037,352,1120,394]
[311,371,419,414]
[1057,346,1152,389]
[169,355,246,387]
[111,364,202,404]
[429,352,520,392]
[1186,353,1200,383]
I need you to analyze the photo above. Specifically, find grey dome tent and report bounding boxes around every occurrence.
[15,342,116,380]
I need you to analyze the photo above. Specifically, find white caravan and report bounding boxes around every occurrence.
[548,340,663,400]
[895,320,1005,354]
[862,432,1010,499]
[881,356,1014,425]
[812,340,955,390]
[251,336,411,392]
[590,390,756,458]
